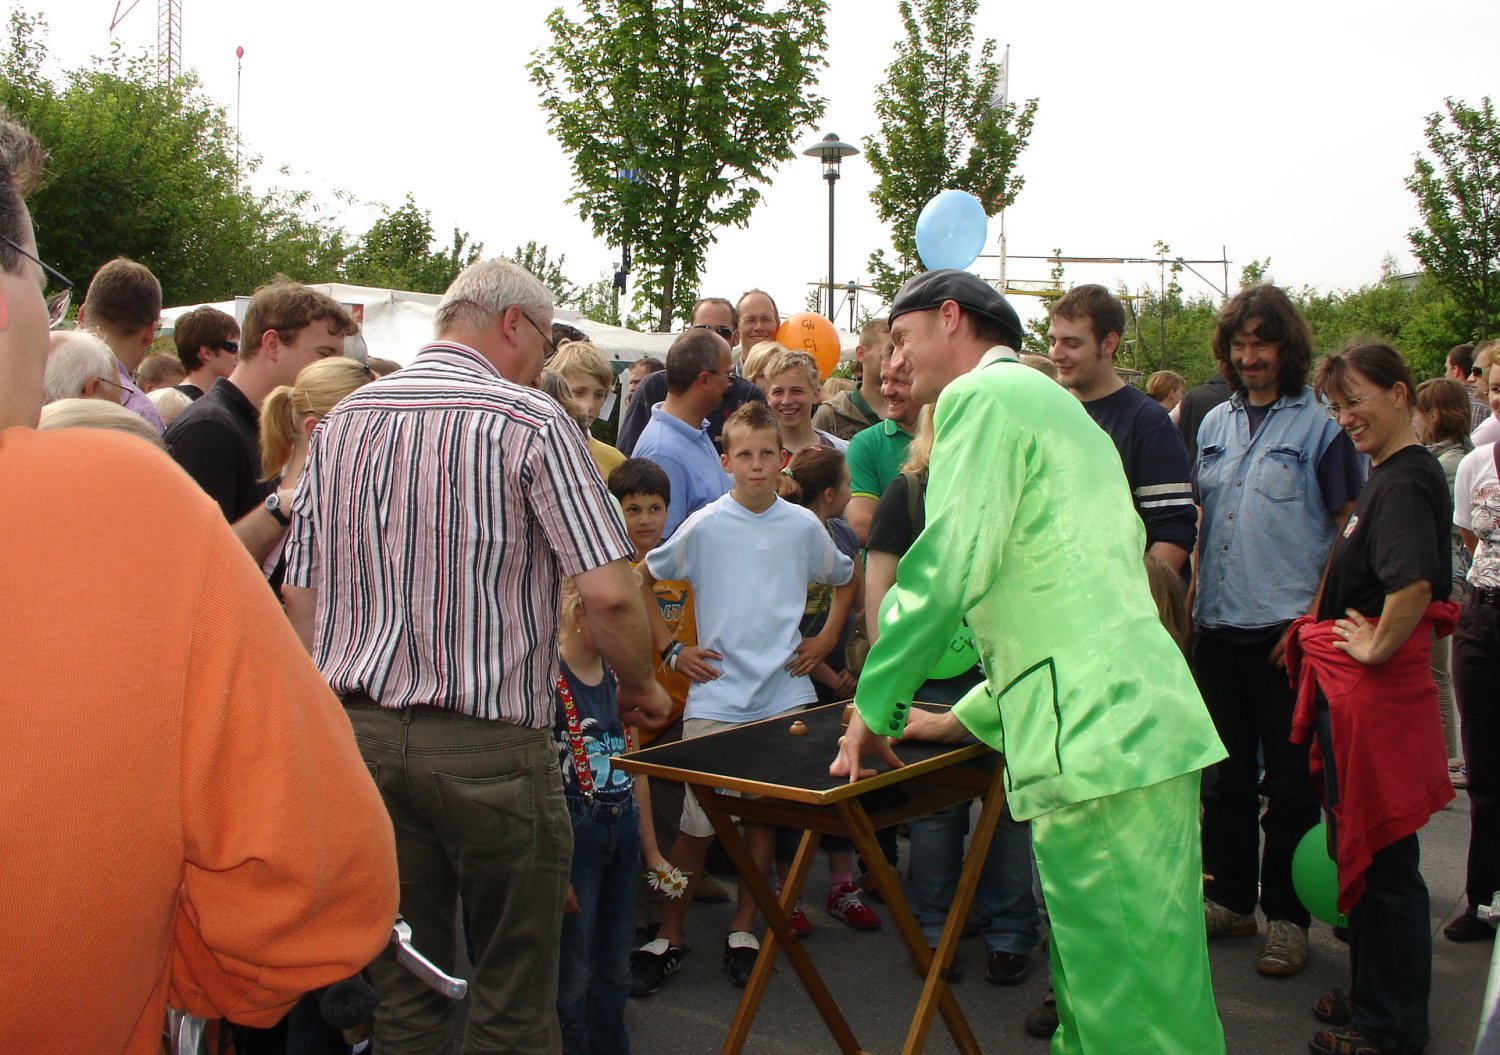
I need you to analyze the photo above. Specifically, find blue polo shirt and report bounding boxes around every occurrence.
[633,404,731,538]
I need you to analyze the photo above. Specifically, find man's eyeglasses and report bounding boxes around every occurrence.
[0,234,73,327]
[519,311,558,360]
[94,375,130,405]
[215,340,239,355]
[691,323,734,341]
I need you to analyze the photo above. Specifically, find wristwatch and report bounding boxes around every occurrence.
[264,492,290,526]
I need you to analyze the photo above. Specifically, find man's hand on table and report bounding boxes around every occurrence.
[898,707,967,744]
[830,708,904,784]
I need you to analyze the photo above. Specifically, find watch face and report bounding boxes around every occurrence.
[265,493,280,511]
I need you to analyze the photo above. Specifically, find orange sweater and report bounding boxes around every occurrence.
[0,428,399,1053]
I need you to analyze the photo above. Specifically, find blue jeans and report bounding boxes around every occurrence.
[1316,708,1430,1051]
[906,753,1040,956]
[558,793,641,1055]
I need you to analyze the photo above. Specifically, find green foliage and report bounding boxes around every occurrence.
[508,240,578,305]
[530,0,829,331]
[575,273,624,327]
[0,11,349,304]
[343,194,481,294]
[864,0,1037,301]
[1406,96,1500,340]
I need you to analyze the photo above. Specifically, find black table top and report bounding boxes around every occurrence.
[615,700,990,805]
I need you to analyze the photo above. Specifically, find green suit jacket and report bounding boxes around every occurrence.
[854,355,1225,821]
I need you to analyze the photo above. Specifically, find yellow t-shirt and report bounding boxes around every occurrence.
[589,436,626,482]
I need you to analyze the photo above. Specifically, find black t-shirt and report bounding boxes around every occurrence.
[164,376,269,522]
[618,370,766,455]
[1082,384,1197,554]
[867,471,983,698]
[1319,444,1451,621]
[868,472,921,556]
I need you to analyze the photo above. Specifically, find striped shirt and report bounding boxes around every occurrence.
[283,341,632,726]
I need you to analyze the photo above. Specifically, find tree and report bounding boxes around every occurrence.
[343,194,481,294]
[1406,96,1500,340]
[530,0,829,330]
[0,12,348,304]
[510,240,578,306]
[863,0,1037,301]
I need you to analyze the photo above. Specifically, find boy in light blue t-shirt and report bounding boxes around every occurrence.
[634,402,853,995]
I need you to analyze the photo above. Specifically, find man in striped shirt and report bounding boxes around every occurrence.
[1048,284,1197,572]
[283,258,670,1054]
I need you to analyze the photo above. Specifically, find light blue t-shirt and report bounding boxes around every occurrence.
[632,404,731,538]
[646,493,854,723]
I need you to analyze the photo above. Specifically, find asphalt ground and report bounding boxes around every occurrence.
[444,793,1493,1054]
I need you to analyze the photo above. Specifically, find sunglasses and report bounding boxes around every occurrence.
[215,340,240,355]
[691,323,734,341]
[0,234,73,327]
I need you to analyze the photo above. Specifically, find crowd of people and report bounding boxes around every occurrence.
[2,100,1498,1055]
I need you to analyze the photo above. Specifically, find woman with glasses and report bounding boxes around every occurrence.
[1291,343,1459,1055]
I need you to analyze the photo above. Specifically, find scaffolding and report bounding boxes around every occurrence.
[110,0,181,83]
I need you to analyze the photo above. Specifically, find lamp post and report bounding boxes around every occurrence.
[802,133,858,319]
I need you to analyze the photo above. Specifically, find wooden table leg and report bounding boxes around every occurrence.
[836,788,995,1055]
[692,787,864,1055]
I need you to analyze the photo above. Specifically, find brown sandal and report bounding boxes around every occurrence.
[1312,987,1355,1026]
[1308,1026,1423,1055]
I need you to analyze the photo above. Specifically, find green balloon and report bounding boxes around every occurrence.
[1291,822,1347,927]
[877,592,978,681]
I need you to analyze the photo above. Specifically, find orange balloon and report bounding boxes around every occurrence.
[776,312,842,380]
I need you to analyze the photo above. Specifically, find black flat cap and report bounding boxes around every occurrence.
[888,269,1024,349]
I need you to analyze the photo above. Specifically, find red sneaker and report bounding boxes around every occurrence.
[827,881,882,930]
[787,901,813,937]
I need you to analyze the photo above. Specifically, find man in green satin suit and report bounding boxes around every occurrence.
[832,270,1227,1054]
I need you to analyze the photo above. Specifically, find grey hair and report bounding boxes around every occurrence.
[435,258,553,337]
[38,398,166,450]
[43,331,115,403]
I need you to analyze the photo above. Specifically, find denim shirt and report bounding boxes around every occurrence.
[1193,388,1353,631]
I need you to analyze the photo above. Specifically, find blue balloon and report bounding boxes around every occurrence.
[915,190,989,271]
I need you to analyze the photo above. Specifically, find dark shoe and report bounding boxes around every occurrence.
[693,873,732,903]
[724,931,760,989]
[1312,987,1355,1027]
[629,939,686,997]
[1443,907,1495,942]
[1023,988,1058,1038]
[1308,1026,1423,1055]
[916,946,962,983]
[985,951,1029,986]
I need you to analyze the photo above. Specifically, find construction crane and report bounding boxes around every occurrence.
[109,0,181,83]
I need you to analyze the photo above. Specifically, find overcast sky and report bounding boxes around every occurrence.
[29,0,1500,327]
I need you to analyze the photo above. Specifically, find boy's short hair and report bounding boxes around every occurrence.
[720,400,781,452]
[1049,283,1126,345]
[550,340,614,388]
[740,340,785,383]
[608,457,672,506]
[82,258,162,334]
[763,349,819,389]
[173,306,240,371]
[241,280,358,361]
[135,352,186,389]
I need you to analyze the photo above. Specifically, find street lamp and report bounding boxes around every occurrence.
[802,132,859,319]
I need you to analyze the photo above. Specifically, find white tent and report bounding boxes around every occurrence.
[161,282,855,368]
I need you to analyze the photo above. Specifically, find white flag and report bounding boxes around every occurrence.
[989,45,1010,110]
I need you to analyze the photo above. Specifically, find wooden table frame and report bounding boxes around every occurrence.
[616,703,1008,1055]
